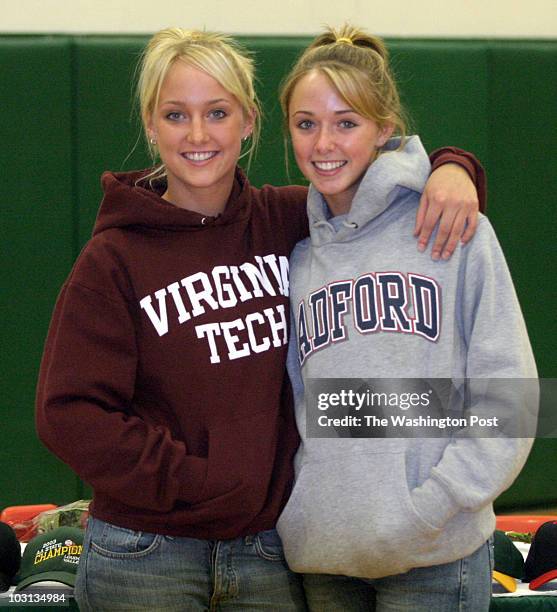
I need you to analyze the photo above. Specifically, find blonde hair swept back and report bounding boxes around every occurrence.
[137,28,261,179]
[280,24,407,143]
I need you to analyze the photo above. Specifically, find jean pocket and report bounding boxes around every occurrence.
[89,518,162,559]
[254,529,285,562]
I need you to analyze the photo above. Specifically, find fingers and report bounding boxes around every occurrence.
[416,200,477,260]
[414,194,428,239]
[416,194,444,253]
[416,162,481,258]
[436,211,466,260]
[460,210,479,244]
[429,206,458,260]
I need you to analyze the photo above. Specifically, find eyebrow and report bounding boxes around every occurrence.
[292,109,355,116]
[160,98,231,106]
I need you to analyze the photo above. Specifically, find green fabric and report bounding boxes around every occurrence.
[490,596,557,611]
[0,37,78,505]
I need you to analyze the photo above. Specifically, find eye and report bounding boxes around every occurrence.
[209,109,227,120]
[296,119,314,130]
[166,111,184,121]
[339,119,357,129]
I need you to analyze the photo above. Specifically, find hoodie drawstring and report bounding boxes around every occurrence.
[342,220,359,229]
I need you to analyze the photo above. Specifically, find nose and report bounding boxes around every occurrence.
[187,116,209,145]
[315,126,335,154]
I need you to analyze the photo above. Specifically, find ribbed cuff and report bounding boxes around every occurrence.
[430,146,487,212]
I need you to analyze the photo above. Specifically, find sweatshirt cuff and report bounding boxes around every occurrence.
[179,456,209,504]
[430,150,475,181]
[410,476,460,530]
[429,147,487,213]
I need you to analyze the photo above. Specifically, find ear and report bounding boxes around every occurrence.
[145,114,156,140]
[242,107,257,140]
[375,122,395,148]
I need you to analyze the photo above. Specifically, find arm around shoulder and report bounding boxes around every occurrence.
[416,146,486,259]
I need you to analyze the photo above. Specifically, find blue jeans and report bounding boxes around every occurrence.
[75,516,307,611]
[302,538,494,612]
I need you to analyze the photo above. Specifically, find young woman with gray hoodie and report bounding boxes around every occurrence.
[276,25,537,611]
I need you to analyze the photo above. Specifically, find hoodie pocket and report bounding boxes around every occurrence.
[193,409,286,518]
[277,450,442,579]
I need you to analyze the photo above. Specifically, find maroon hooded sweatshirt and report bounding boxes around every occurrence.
[36,152,485,539]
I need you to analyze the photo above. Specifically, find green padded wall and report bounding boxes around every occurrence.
[1,35,555,512]
[0,38,79,507]
[487,42,557,379]
[388,41,489,161]
[485,43,557,510]
[74,38,149,247]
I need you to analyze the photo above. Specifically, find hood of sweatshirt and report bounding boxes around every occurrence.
[307,135,431,246]
[92,167,249,236]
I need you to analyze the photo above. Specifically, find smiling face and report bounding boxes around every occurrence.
[147,60,254,214]
[288,70,393,216]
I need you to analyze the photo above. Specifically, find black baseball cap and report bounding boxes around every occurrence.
[0,521,21,592]
[524,520,557,590]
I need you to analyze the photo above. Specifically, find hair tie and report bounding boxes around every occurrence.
[336,37,354,45]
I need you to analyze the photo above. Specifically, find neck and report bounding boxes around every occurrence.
[324,188,356,217]
[163,176,234,216]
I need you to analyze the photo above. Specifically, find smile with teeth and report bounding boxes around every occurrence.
[313,160,347,171]
[183,151,218,162]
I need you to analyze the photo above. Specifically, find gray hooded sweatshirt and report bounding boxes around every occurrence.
[277,136,537,579]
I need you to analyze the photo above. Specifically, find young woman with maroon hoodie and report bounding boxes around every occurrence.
[36,27,486,611]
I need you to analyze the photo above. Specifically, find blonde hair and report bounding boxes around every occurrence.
[137,28,261,181]
[280,24,407,158]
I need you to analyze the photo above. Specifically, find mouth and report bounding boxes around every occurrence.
[181,151,219,163]
[312,160,347,174]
